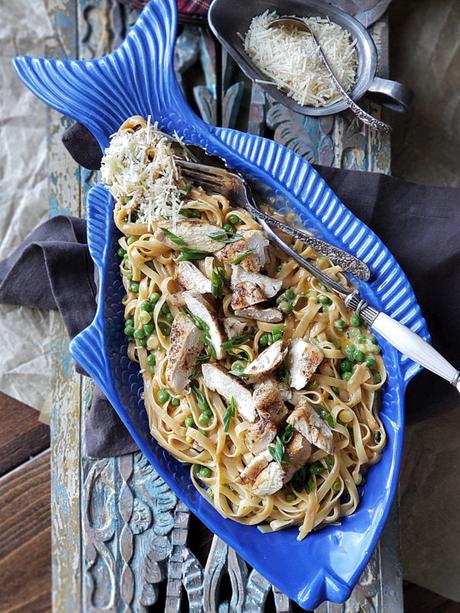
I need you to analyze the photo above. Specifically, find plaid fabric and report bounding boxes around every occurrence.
[117,0,210,22]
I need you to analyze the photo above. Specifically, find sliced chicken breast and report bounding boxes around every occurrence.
[165,313,204,393]
[183,292,225,360]
[154,220,224,253]
[245,419,277,455]
[287,398,334,454]
[235,306,283,323]
[223,317,250,339]
[218,230,269,272]
[243,340,288,381]
[231,281,266,310]
[282,432,313,483]
[230,266,282,299]
[201,363,256,422]
[253,378,288,425]
[287,339,324,390]
[251,461,285,496]
[236,450,271,485]
[176,261,212,294]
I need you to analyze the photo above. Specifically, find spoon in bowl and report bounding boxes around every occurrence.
[268,16,392,134]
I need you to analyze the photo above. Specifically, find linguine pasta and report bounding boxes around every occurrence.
[102,116,386,540]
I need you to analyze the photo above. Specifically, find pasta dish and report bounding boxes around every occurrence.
[101,116,386,540]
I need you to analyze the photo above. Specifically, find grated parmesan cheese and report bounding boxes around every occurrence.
[100,123,184,229]
[244,11,358,108]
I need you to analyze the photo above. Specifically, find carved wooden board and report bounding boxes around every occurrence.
[48,2,402,611]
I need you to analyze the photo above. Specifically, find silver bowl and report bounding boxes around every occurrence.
[208,0,412,116]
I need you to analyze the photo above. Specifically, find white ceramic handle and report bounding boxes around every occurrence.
[372,312,460,392]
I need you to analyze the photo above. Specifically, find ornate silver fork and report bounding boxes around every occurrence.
[178,159,370,281]
[177,158,460,393]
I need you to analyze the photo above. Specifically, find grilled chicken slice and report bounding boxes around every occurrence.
[251,461,285,496]
[235,306,283,323]
[230,266,282,299]
[176,261,212,294]
[231,281,266,310]
[201,364,256,422]
[218,230,269,272]
[223,317,250,339]
[285,432,312,467]
[165,313,204,393]
[154,220,224,253]
[287,398,334,454]
[243,340,288,381]
[183,292,225,360]
[236,450,271,485]
[253,378,288,425]
[245,419,277,455]
[287,339,324,390]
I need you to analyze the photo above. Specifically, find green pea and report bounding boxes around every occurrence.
[368,343,381,354]
[143,324,154,336]
[318,295,332,305]
[232,363,245,372]
[340,359,352,372]
[150,292,161,304]
[307,380,318,390]
[134,328,146,339]
[321,305,329,313]
[276,264,283,273]
[280,301,293,314]
[351,314,362,327]
[286,493,296,502]
[354,350,365,363]
[197,465,211,478]
[136,337,147,347]
[161,302,170,315]
[228,214,240,225]
[147,354,156,366]
[198,413,210,425]
[158,389,170,404]
[345,344,356,360]
[259,333,270,348]
[129,282,140,293]
[373,372,382,384]
[365,357,377,369]
[127,236,136,245]
[191,209,201,218]
[125,318,134,327]
[357,335,366,343]
[332,480,341,493]
[124,325,135,336]
[117,247,126,258]
[171,397,180,406]
[185,416,195,427]
[123,255,129,265]
[147,364,155,373]
[284,289,296,300]
[223,223,232,232]
[368,334,377,343]
[334,319,346,330]
[141,300,153,312]
[331,386,340,395]
[342,371,353,382]
[165,312,174,323]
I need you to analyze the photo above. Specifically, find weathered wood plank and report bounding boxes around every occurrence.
[0,450,51,613]
[46,1,82,611]
[0,392,50,476]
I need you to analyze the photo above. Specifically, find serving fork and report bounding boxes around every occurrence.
[178,158,460,393]
[178,159,370,281]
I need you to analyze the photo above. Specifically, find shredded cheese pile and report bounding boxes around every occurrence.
[101,121,183,228]
[244,11,358,108]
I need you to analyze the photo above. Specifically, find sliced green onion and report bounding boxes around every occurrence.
[230,248,255,265]
[163,228,186,246]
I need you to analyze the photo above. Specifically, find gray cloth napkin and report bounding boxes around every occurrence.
[1,145,458,457]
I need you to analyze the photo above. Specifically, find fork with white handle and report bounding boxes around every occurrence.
[177,158,460,392]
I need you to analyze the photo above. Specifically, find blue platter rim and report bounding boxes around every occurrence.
[13,0,428,608]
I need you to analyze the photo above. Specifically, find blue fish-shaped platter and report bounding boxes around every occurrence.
[13,0,428,608]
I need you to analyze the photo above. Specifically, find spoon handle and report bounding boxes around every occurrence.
[312,32,392,134]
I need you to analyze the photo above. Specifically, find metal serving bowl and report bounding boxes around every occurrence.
[208,0,412,116]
